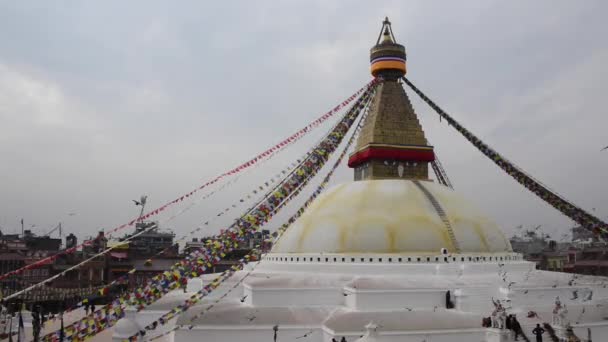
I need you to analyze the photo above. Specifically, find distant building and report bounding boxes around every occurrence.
[510,228,608,276]
[566,243,608,276]
[106,221,179,289]
[184,230,273,274]
[125,221,178,257]
[509,230,549,268]
[572,225,597,242]
[0,229,63,294]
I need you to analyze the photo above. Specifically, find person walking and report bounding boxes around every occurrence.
[511,315,523,341]
[505,314,512,331]
[532,323,545,342]
[31,308,41,342]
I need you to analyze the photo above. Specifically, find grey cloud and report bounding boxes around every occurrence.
[0,0,606,242]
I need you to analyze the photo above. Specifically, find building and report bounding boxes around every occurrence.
[509,230,572,271]
[115,19,608,342]
[566,243,608,276]
[0,232,27,293]
[182,230,272,274]
[126,221,178,257]
[106,222,180,289]
[510,228,608,275]
[0,229,62,295]
[572,225,597,242]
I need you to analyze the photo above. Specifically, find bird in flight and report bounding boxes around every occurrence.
[602,145,608,151]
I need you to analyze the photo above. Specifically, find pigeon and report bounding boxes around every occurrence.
[295,330,314,339]
[571,290,578,300]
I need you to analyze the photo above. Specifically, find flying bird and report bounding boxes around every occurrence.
[133,195,148,206]
[295,330,314,339]
[601,145,608,151]
[571,290,578,300]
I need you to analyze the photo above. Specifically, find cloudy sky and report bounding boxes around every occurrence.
[0,1,607,243]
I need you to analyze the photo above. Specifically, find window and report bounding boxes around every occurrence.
[351,258,355,262]
[342,258,345,262]
[388,258,392,262]
[379,258,383,262]
[427,257,430,262]
[361,258,365,262]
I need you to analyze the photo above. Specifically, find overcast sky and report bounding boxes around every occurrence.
[0,1,607,244]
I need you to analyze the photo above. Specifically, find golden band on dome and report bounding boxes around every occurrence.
[371,60,406,76]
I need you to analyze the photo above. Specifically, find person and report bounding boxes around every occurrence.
[565,325,581,342]
[532,323,545,342]
[481,316,491,328]
[32,306,41,341]
[340,337,347,342]
[505,314,512,331]
[511,315,523,341]
[91,303,95,314]
[445,290,454,309]
[331,339,338,342]
[40,306,47,327]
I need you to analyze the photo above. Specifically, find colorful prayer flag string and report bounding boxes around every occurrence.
[40,80,378,342]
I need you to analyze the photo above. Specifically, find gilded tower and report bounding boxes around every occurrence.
[348,18,435,180]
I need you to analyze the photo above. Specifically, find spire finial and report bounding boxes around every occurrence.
[376,17,396,45]
[370,18,406,79]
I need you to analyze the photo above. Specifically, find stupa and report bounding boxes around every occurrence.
[117,18,608,342]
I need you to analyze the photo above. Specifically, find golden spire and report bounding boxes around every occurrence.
[348,18,435,181]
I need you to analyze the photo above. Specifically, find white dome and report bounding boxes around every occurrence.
[273,180,511,254]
